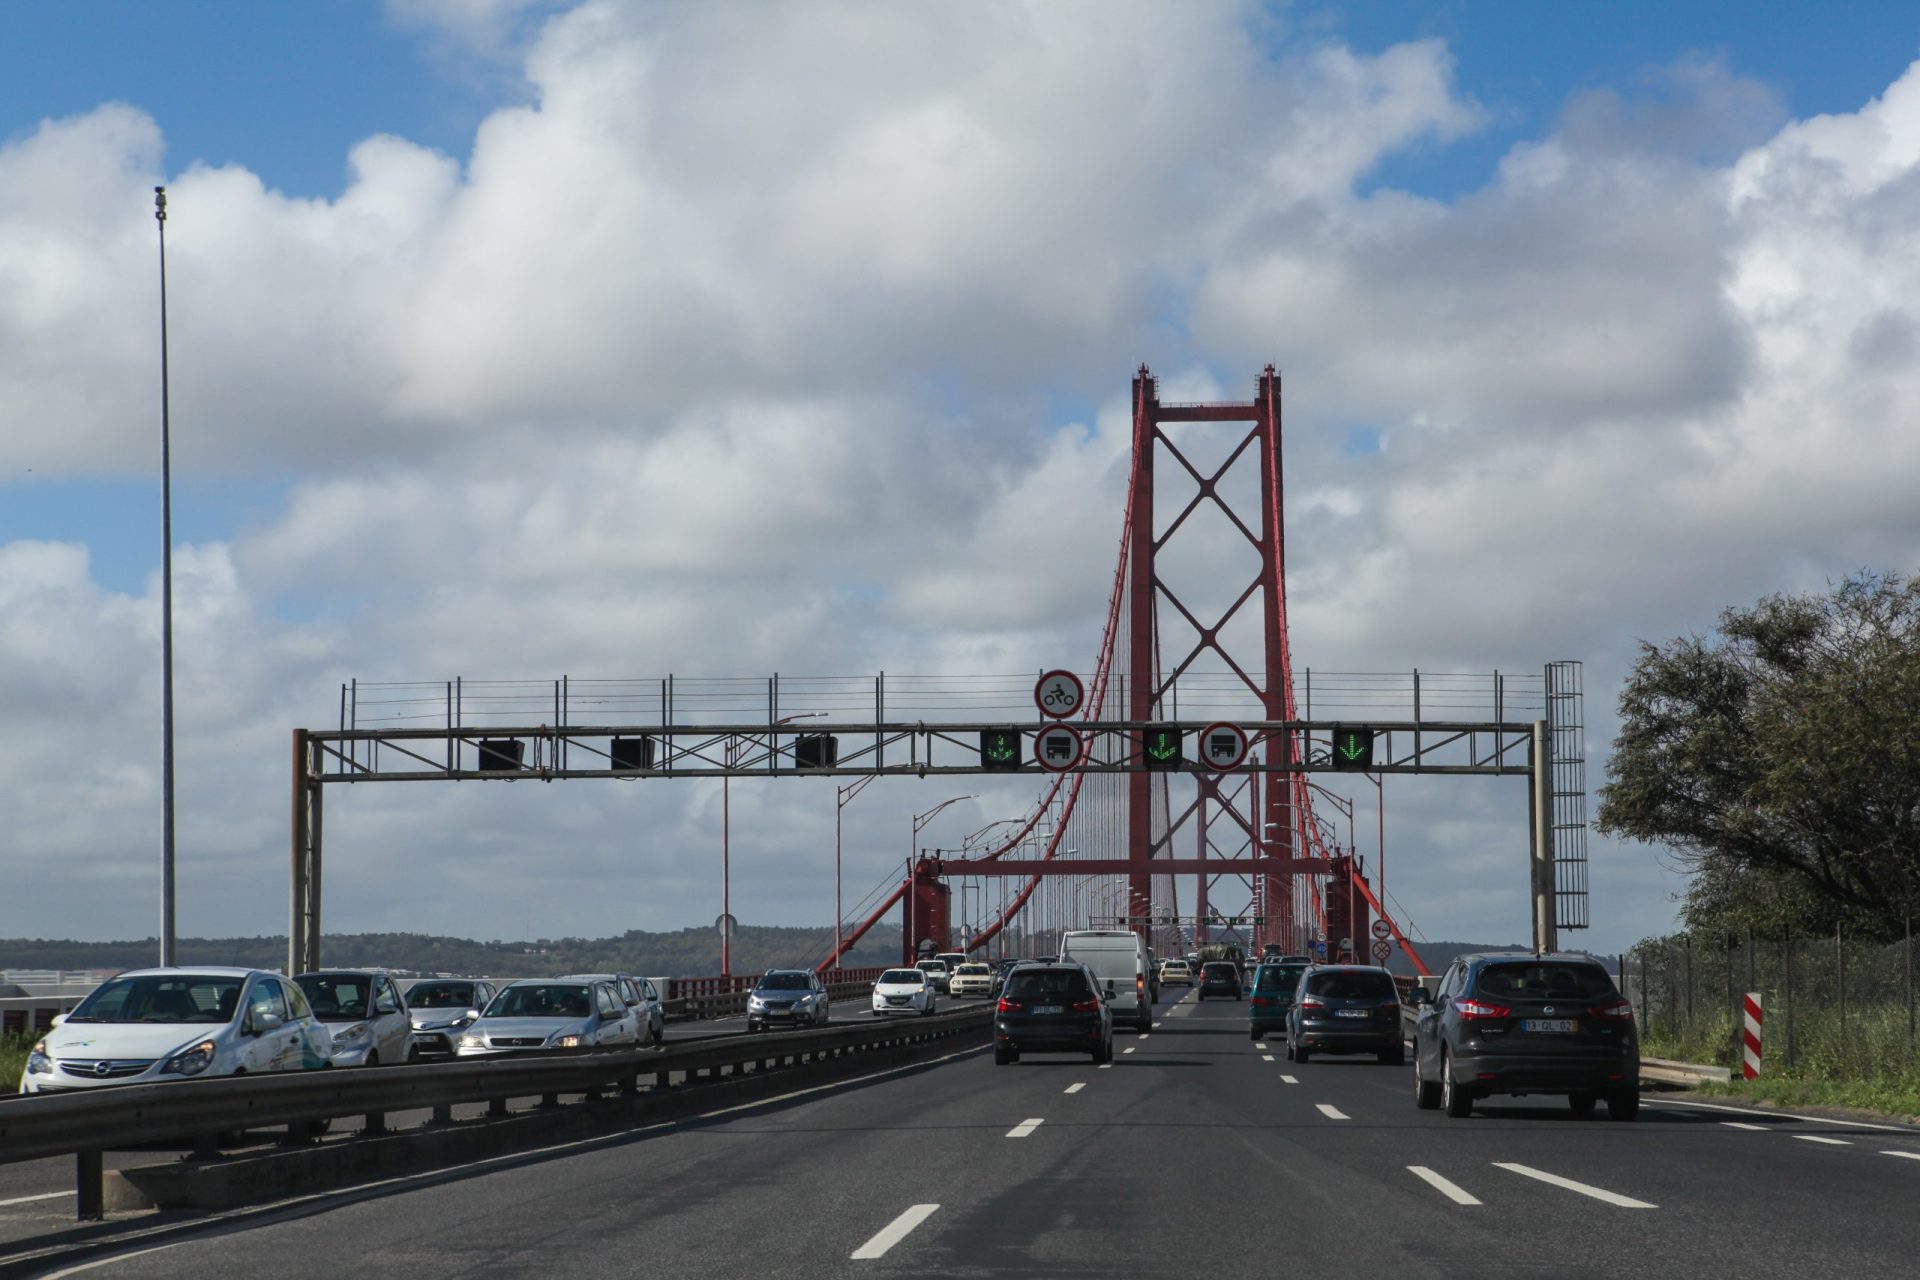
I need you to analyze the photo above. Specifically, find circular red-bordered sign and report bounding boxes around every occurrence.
[1197,721,1249,771]
[1033,723,1085,772]
[1033,669,1085,720]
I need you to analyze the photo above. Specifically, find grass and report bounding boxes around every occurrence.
[1642,1001,1920,1121]
[1,1032,35,1094]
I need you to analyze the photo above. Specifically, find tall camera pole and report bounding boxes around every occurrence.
[155,186,177,967]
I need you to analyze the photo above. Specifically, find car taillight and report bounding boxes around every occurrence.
[1587,998,1633,1021]
[1250,996,1275,1007]
[1299,995,1326,1009]
[997,997,1025,1014]
[1070,998,1101,1013]
[1455,999,1510,1020]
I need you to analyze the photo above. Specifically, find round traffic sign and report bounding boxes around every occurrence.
[1197,721,1249,771]
[1034,669,1085,720]
[1371,938,1392,961]
[1370,919,1391,940]
[1034,723,1085,772]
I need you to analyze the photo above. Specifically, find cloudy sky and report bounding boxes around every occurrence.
[4,0,1919,960]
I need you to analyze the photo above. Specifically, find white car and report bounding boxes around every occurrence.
[19,967,334,1094]
[1159,960,1193,986]
[454,979,638,1056]
[871,968,937,1016]
[948,962,994,998]
[562,972,666,1044]
[294,969,417,1067]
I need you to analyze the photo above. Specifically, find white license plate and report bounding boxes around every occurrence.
[1522,1018,1577,1033]
[1337,1008,1370,1018]
[1032,1005,1063,1015]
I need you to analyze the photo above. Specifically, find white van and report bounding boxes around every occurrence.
[1060,930,1153,1030]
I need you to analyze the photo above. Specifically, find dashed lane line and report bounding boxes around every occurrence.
[1642,1096,1920,1135]
[1316,1104,1349,1120]
[1722,1122,1771,1131]
[1408,1167,1481,1206]
[0,1191,76,1208]
[1098,1063,1113,1069]
[1281,1074,1299,1085]
[851,1205,940,1261]
[1262,1054,1275,1062]
[1123,1047,1136,1055]
[1006,1119,1045,1138]
[1795,1135,1852,1146]
[1494,1163,1656,1209]
[1064,1083,1086,1094]
[1882,1151,1920,1161]
[1136,1034,1149,1041]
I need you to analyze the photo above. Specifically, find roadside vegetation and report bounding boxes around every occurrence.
[1,1032,33,1093]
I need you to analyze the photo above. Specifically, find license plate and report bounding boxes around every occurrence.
[1337,1008,1370,1018]
[1522,1019,1577,1033]
[1032,1005,1063,1015]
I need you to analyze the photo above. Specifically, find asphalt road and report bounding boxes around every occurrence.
[11,989,1920,1278]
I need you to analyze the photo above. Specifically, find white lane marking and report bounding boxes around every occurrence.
[1254,1042,1268,1050]
[1408,1166,1481,1206]
[1642,1097,1920,1134]
[1064,1083,1086,1094]
[0,1190,76,1207]
[1261,1054,1275,1062]
[1882,1151,1920,1161]
[1006,1118,1045,1138]
[1316,1104,1349,1120]
[1098,1063,1113,1069]
[1721,1122,1771,1131]
[1136,1034,1149,1041]
[1281,1074,1299,1085]
[1795,1135,1851,1146]
[1495,1163,1656,1209]
[1123,1047,1136,1055]
[1153,1021,1163,1028]
[851,1204,939,1260]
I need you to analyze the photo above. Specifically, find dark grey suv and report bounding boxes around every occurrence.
[1285,965,1404,1063]
[1409,953,1639,1120]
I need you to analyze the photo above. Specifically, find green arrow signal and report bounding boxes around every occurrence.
[1148,735,1177,760]
[1340,735,1366,760]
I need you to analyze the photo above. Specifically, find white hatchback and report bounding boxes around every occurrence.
[19,968,334,1094]
[870,968,937,1016]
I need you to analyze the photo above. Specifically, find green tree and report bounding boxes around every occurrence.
[1597,573,1920,940]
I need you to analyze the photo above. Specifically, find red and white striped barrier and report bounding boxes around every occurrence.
[1741,991,1762,1079]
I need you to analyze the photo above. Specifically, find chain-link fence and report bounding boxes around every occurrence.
[1624,927,1920,1079]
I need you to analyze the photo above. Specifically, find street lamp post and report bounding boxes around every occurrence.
[723,710,824,976]
[154,186,177,968]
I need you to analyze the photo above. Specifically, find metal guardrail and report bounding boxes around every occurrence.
[0,1005,991,1219]
[1640,1055,1732,1084]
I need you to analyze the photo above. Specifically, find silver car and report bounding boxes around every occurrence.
[454,979,639,1056]
[746,970,831,1032]
[404,978,500,1057]
[294,970,417,1067]
[560,972,665,1045]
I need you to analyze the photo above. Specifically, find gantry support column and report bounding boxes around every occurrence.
[290,729,324,976]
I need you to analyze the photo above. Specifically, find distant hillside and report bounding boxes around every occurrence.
[0,924,903,980]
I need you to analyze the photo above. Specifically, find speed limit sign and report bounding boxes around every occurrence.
[1371,939,1392,961]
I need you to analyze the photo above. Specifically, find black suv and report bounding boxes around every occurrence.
[994,962,1112,1064]
[1197,961,1242,1001]
[1286,964,1403,1063]
[1409,952,1639,1120]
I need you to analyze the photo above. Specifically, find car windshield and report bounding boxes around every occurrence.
[917,962,944,973]
[1474,963,1614,1001]
[1005,970,1093,1000]
[66,975,244,1024]
[956,964,990,975]
[1256,965,1307,991]
[1304,970,1397,1000]
[879,970,924,985]
[295,974,371,1021]
[407,982,476,1009]
[757,973,810,991]
[484,984,593,1019]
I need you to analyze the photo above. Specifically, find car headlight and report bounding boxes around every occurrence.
[164,1039,218,1077]
[457,1032,488,1050]
[447,1015,475,1030]
[26,1041,52,1075]
[550,1033,583,1049]
[747,996,767,1009]
[334,1023,369,1042]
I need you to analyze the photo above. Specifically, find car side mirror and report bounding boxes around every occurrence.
[254,1011,285,1035]
[1407,988,1429,1006]
[465,1009,481,1022]
[1102,991,1113,1002]
[51,1012,67,1027]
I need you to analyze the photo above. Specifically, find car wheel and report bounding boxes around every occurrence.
[1567,1091,1597,1118]
[1294,1046,1311,1064]
[1442,1051,1472,1118]
[365,1052,379,1067]
[1379,1046,1406,1066]
[652,1018,665,1046]
[1250,1026,1261,1042]
[994,1042,1013,1065]
[1092,1040,1110,1065]
[1605,1088,1640,1121]
[405,1044,422,1064]
[1413,1052,1442,1110]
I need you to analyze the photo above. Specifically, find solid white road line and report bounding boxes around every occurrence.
[1721,1122,1771,1131]
[1281,1074,1299,1085]
[1642,1097,1920,1134]
[1316,1104,1349,1120]
[1262,1054,1275,1062]
[1006,1119,1045,1138]
[1495,1163,1656,1209]
[1065,1083,1086,1094]
[0,1191,76,1207]
[1408,1166,1481,1206]
[1881,1151,1920,1161]
[1795,1135,1851,1146]
[851,1204,940,1260]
